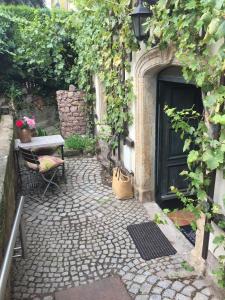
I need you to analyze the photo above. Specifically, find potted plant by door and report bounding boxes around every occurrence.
[16,116,36,143]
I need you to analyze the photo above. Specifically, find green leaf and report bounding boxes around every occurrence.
[183,139,191,152]
[204,95,217,108]
[211,114,225,125]
[202,149,223,170]
[212,204,221,214]
[181,261,194,272]
[216,20,225,39]
[154,213,167,225]
[218,220,225,229]
[213,235,225,247]
[215,0,224,10]
[187,150,199,166]
[208,18,220,35]
[197,189,207,201]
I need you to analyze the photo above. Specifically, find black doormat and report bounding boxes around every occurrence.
[180,225,196,246]
[127,221,176,260]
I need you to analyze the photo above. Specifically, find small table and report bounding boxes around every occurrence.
[15,135,65,178]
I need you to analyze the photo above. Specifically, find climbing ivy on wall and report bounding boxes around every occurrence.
[71,0,138,138]
[1,0,224,286]
[0,5,78,92]
[146,0,225,287]
[0,2,137,137]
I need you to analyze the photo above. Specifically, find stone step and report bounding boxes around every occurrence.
[55,276,131,300]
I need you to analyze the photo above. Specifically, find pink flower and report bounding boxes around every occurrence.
[23,116,36,129]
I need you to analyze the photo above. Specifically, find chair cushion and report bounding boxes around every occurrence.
[38,155,64,173]
[26,161,39,171]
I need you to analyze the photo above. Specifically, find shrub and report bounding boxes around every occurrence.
[65,134,96,153]
[36,127,47,136]
[0,5,78,92]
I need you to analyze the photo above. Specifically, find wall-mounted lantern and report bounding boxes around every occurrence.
[55,1,60,8]
[130,0,157,41]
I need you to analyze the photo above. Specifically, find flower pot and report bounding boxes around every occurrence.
[19,129,32,143]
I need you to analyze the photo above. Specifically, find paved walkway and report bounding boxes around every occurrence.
[12,157,222,300]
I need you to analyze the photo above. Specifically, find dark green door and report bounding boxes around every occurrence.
[156,80,202,206]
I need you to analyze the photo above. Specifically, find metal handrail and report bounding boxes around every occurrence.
[0,196,26,300]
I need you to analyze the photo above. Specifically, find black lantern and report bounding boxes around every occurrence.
[55,1,60,8]
[130,0,155,41]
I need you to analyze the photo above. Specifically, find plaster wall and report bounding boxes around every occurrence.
[208,170,225,260]
[94,76,112,168]
[209,223,225,260]
[208,38,225,261]
[45,0,51,8]
[213,170,225,215]
[94,76,107,133]
[121,92,135,173]
[45,0,75,10]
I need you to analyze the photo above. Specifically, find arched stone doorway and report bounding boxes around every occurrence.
[133,47,202,204]
[134,47,179,202]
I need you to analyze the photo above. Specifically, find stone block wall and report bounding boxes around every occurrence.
[0,115,16,300]
[56,85,87,138]
[20,104,59,132]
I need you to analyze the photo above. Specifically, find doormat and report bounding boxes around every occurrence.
[127,221,176,260]
[180,225,196,246]
[168,210,195,227]
[55,276,131,300]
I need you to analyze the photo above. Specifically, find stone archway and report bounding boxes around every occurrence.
[133,46,180,202]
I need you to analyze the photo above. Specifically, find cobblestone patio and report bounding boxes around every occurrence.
[12,157,223,300]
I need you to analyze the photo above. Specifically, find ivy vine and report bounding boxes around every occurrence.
[0,2,137,137]
[71,0,138,138]
[1,0,225,287]
[147,0,225,287]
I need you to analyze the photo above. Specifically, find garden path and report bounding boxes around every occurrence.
[12,157,222,300]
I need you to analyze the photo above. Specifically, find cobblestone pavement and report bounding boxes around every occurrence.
[12,157,223,300]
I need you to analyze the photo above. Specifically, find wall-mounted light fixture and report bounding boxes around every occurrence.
[130,0,157,41]
[55,0,60,8]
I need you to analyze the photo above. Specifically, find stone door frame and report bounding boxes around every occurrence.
[134,46,180,202]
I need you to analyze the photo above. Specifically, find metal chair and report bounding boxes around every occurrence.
[18,147,64,199]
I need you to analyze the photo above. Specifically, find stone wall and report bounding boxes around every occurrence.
[56,85,86,138]
[0,115,16,300]
[20,105,59,133]
[18,94,59,134]
[0,92,60,135]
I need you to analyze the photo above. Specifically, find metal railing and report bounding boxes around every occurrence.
[0,196,26,300]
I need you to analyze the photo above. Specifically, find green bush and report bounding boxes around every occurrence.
[0,5,78,92]
[36,127,47,136]
[0,1,44,7]
[65,134,96,153]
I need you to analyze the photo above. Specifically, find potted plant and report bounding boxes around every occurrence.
[16,116,36,143]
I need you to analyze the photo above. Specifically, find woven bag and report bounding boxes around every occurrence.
[112,167,133,200]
